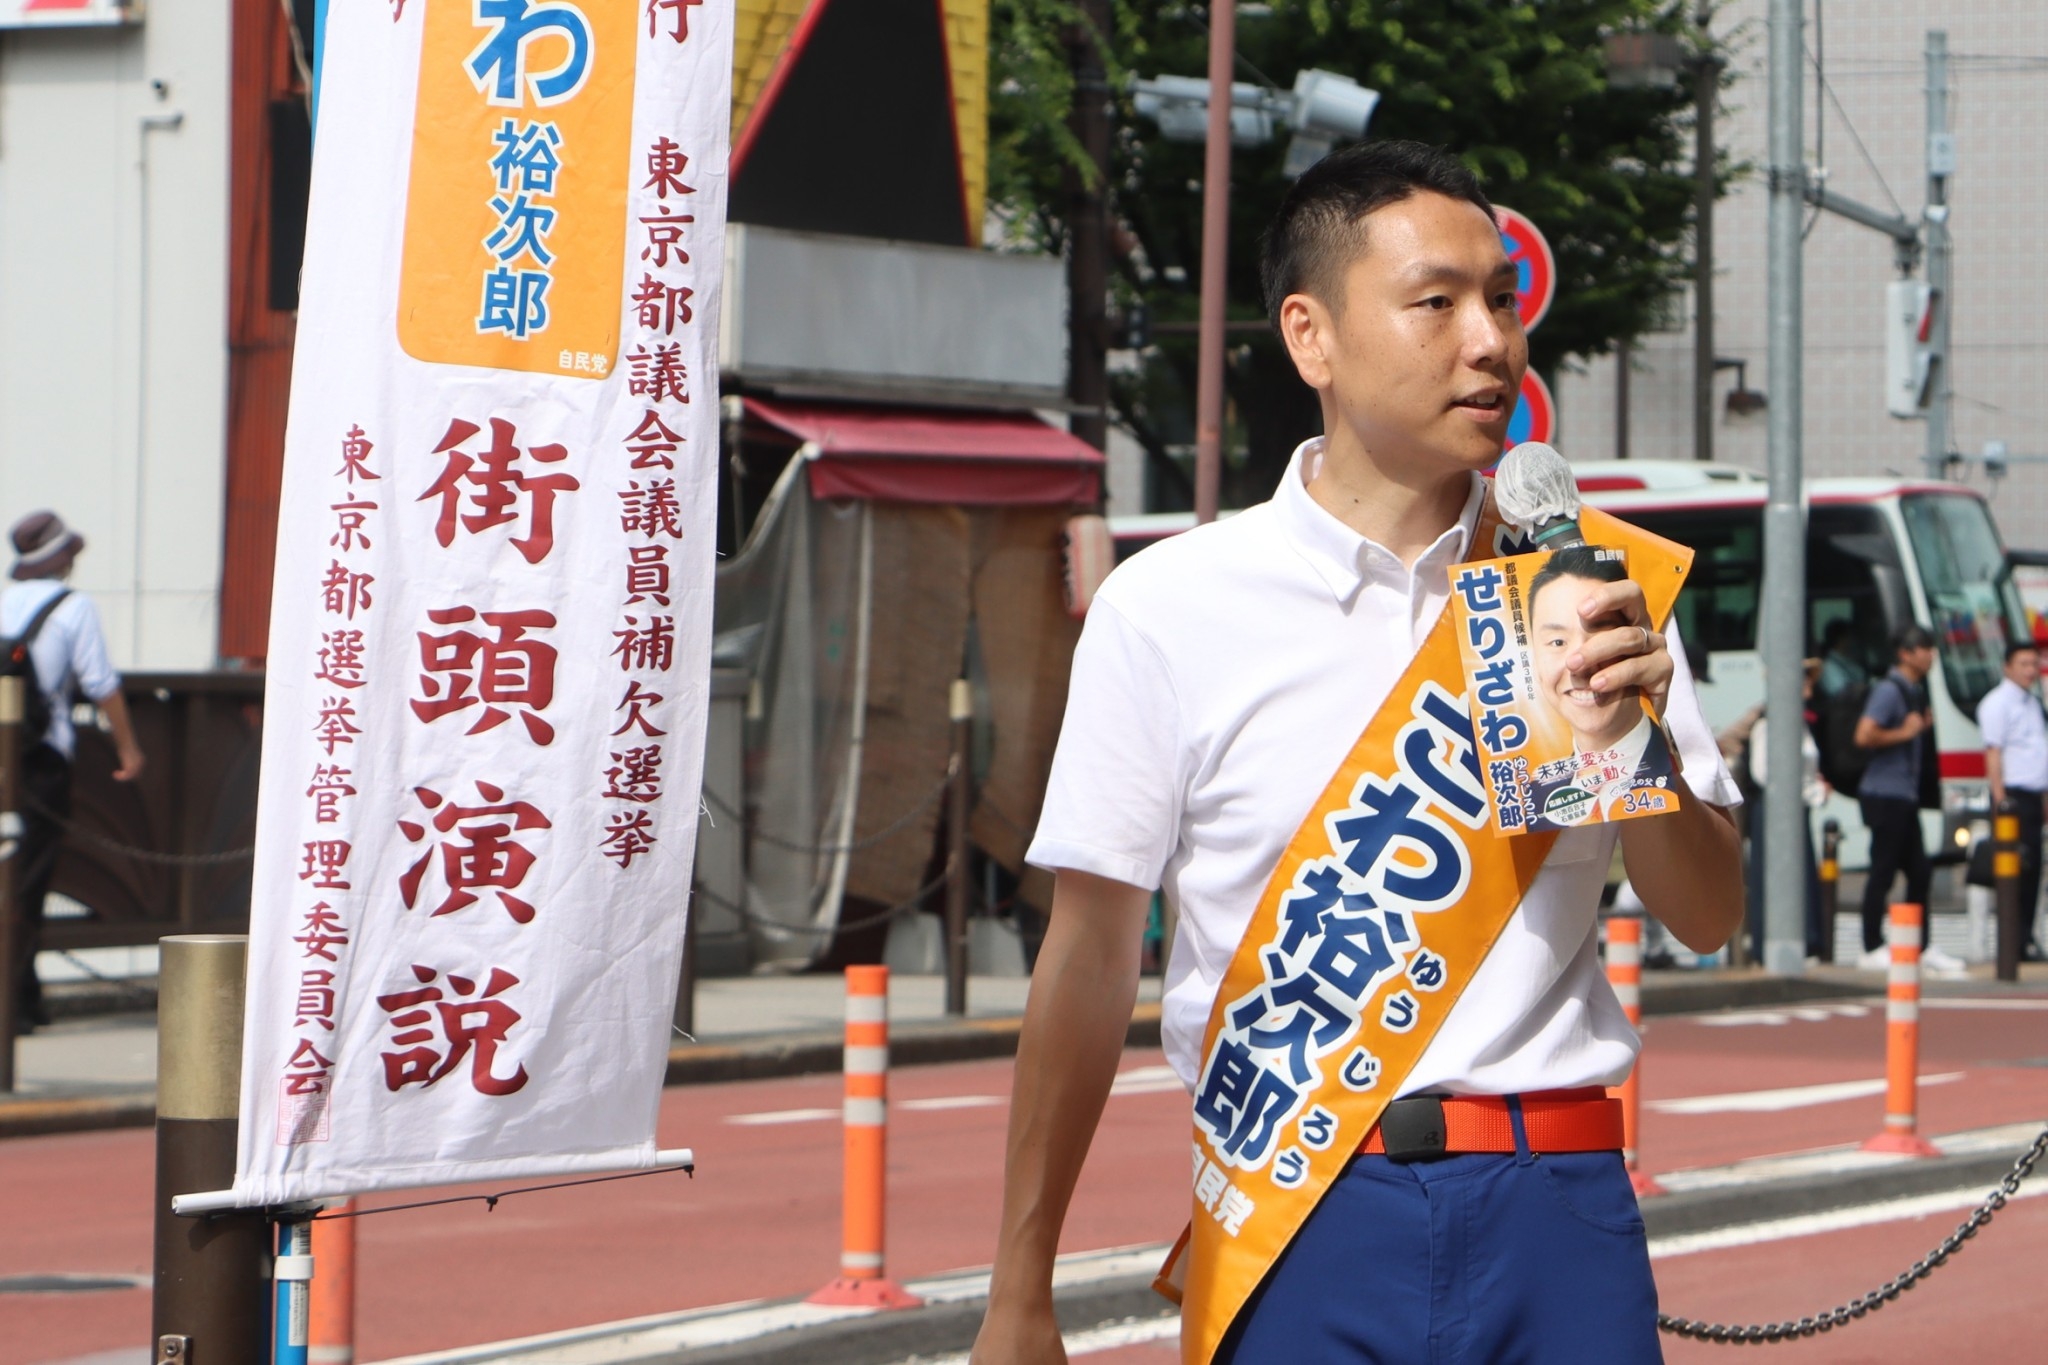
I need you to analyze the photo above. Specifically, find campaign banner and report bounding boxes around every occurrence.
[1449,544,1682,835]
[232,0,731,1205]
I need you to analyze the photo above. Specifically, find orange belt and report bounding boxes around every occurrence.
[1360,1088,1622,1160]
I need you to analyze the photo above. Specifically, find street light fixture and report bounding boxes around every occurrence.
[1129,66,1379,176]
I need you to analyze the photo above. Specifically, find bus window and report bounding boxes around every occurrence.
[1901,493,2031,718]
[1807,505,1904,690]
[1625,508,1763,662]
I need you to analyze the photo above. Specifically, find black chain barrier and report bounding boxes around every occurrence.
[1658,1124,2048,1343]
[699,776,950,856]
[20,791,255,867]
[689,859,954,940]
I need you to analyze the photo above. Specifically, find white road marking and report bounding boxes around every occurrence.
[1646,1072,1966,1115]
[897,1095,1003,1112]
[1648,1179,2048,1260]
[1920,997,2048,1010]
[1692,1003,1873,1027]
[726,1065,1177,1125]
[724,1107,838,1126]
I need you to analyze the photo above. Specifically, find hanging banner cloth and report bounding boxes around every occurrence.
[231,0,733,1205]
[1164,504,1689,1363]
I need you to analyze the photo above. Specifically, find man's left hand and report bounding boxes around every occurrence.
[1565,579,1671,716]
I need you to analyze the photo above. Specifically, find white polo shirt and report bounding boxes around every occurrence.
[1027,439,1740,1096]
[1978,677,2048,793]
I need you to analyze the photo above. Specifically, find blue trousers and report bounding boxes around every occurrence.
[1219,1106,1662,1363]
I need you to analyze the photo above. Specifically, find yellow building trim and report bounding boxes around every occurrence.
[942,0,989,245]
[732,0,816,149]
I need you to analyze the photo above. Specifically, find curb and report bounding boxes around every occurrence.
[393,1136,2038,1365]
[1641,1146,2029,1239]
[0,1091,157,1139]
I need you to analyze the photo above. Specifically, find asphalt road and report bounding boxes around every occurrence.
[5,991,2045,1365]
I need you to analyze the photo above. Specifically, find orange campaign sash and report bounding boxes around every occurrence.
[1160,502,1691,1364]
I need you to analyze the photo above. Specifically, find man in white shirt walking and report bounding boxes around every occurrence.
[971,142,1742,1364]
[2,512,145,1031]
[1978,641,2048,962]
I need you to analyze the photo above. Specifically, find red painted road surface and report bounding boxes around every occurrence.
[4,994,2045,1365]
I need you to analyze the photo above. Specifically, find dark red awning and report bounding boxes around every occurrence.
[744,397,1103,507]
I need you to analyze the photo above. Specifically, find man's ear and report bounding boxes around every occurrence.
[1277,293,1335,392]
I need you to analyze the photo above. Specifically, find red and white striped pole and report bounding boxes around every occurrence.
[808,965,922,1308]
[1862,903,1942,1157]
[1606,914,1665,1196]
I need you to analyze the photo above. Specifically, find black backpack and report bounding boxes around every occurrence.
[1,589,72,749]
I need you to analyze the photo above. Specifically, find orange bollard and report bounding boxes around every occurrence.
[1861,903,1942,1157]
[309,1202,356,1365]
[807,966,922,1309]
[1605,915,1665,1196]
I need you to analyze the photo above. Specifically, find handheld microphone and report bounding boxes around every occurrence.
[1493,442,1583,549]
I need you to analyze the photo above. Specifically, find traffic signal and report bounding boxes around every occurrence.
[1884,279,1940,418]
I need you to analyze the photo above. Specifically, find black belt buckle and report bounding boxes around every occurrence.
[1378,1096,1449,1162]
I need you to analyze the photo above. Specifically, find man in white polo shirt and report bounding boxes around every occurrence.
[971,142,1742,1363]
[1979,641,2048,962]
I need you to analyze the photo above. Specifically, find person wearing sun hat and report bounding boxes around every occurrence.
[1,511,145,1032]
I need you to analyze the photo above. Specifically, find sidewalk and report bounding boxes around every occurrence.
[5,963,2041,1139]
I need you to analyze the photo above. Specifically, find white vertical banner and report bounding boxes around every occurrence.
[232,0,732,1204]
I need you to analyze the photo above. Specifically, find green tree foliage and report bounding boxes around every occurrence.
[988,0,1734,507]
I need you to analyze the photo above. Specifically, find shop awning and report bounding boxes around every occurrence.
[745,397,1103,506]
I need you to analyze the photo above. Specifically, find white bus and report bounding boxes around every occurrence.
[1113,461,2032,869]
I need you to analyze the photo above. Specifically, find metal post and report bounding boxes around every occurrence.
[1066,0,1111,454]
[1995,800,2022,982]
[1818,819,1841,964]
[1191,0,1235,524]
[1693,41,1720,463]
[674,884,696,1038]
[1614,339,1632,460]
[153,934,270,1362]
[1923,30,1952,480]
[944,679,971,1017]
[0,673,21,1093]
[1761,0,1809,975]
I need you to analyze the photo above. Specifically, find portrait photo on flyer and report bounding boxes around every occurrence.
[1452,543,1682,835]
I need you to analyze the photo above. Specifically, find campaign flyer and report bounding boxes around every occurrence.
[1448,544,1681,835]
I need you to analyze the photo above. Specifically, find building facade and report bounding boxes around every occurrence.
[1558,0,2048,550]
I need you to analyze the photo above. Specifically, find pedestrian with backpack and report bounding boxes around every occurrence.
[1852,623,1964,973]
[2,511,145,1032]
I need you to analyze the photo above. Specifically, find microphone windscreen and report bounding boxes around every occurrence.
[1493,441,1580,538]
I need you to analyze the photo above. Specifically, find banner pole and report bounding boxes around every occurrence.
[152,934,270,1361]
[945,680,972,1016]
[275,1217,315,1365]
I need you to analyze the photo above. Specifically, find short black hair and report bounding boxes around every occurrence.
[2008,639,2039,663]
[1893,623,1935,654]
[1259,139,1496,328]
[1525,545,1629,615]
[1822,618,1855,646]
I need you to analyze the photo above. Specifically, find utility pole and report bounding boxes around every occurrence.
[1762,0,1807,975]
[1693,15,1722,463]
[1192,0,1235,525]
[1066,0,1112,454]
[1923,30,1953,479]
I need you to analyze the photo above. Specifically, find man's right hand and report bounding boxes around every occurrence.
[970,1297,1068,1364]
[972,870,1151,1365]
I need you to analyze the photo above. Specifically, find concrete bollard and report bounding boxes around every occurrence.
[153,934,272,1361]
[1861,904,1942,1157]
[1605,915,1665,1197]
[808,965,922,1309]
